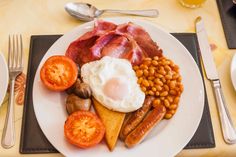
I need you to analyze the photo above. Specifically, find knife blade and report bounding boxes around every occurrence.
[195,18,218,80]
[195,16,236,144]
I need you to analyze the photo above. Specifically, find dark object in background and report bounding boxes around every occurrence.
[217,0,236,48]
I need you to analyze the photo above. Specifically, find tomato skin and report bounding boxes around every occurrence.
[40,55,78,91]
[64,111,105,148]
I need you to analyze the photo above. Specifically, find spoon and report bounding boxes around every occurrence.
[65,2,159,21]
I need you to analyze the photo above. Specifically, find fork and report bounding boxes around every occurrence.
[1,35,23,149]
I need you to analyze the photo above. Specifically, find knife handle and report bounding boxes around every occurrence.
[212,80,236,144]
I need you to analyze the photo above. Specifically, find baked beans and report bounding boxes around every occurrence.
[133,56,184,119]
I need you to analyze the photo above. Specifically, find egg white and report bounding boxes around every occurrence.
[81,56,145,112]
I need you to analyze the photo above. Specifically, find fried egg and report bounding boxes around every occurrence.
[81,56,145,112]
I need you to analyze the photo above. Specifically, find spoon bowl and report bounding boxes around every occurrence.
[65,2,97,21]
[65,2,159,21]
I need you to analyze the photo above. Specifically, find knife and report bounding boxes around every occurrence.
[195,16,236,144]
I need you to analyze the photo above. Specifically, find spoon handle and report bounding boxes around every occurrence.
[102,9,158,17]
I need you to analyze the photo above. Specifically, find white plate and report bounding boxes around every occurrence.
[0,53,8,106]
[33,18,204,157]
[231,53,236,90]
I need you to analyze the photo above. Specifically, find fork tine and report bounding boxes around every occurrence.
[15,35,19,68]
[20,34,23,68]
[16,34,22,69]
[9,35,14,68]
[12,35,16,68]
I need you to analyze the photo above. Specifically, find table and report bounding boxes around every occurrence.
[0,0,236,156]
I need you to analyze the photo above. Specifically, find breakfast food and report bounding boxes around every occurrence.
[66,20,162,66]
[66,78,81,94]
[81,56,145,112]
[120,96,154,140]
[66,78,92,98]
[133,56,183,119]
[64,78,92,114]
[74,82,92,98]
[125,105,166,147]
[64,111,105,148]
[66,94,91,114]
[40,20,184,152]
[40,55,78,91]
[93,98,125,151]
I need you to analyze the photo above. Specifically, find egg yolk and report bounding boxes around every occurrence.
[103,77,128,101]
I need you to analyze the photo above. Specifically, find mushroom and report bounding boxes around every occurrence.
[65,78,81,94]
[74,82,92,98]
[66,94,91,114]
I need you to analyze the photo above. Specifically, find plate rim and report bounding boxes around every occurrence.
[0,53,8,106]
[231,53,236,90]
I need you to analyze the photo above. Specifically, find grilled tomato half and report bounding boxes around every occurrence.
[40,55,78,91]
[64,111,105,148]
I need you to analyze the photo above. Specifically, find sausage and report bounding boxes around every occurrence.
[124,105,166,148]
[120,96,154,140]
[119,96,154,140]
[119,113,132,140]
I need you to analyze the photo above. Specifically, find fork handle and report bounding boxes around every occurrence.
[1,78,15,148]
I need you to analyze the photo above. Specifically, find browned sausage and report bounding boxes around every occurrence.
[119,96,154,140]
[124,105,166,148]
[119,113,132,140]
